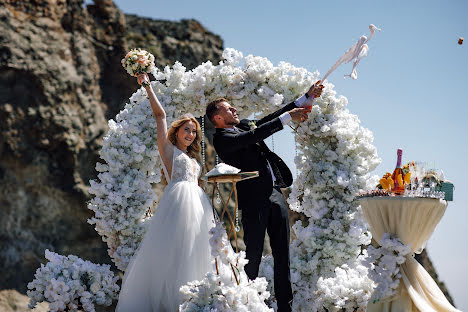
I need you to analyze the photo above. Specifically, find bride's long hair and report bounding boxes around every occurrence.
[160,114,204,185]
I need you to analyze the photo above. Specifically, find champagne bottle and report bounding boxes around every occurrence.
[391,148,405,195]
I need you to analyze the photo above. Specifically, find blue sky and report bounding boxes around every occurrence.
[111,0,468,309]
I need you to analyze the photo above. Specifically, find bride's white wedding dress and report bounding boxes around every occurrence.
[116,145,214,311]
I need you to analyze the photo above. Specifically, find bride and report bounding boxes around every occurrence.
[116,72,215,311]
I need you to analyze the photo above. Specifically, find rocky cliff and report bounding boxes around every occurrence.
[0,0,223,295]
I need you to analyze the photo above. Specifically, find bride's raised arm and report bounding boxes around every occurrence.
[137,73,173,176]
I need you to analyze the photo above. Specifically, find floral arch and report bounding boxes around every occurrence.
[87,48,383,311]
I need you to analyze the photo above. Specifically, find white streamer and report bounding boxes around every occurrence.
[322,24,381,81]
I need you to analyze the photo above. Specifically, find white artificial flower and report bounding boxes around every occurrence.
[364,234,411,302]
[27,250,119,311]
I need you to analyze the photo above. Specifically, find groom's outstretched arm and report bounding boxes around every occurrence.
[215,118,284,153]
[255,102,297,127]
[256,81,324,126]
[216,107,310,153]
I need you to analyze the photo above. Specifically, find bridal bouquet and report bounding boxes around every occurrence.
[121,48,155,78]
[27,250,120,312]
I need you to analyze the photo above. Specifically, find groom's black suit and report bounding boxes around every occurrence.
[213,102,297,312]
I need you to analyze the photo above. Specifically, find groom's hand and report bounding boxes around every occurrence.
[288,107,311,122]
[306,80,324,99]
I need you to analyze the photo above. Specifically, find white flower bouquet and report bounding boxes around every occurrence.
[365,233,411,302]
[27,250,120,312]
[121,48,155,81]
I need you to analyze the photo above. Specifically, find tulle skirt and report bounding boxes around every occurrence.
[116,181,215,312]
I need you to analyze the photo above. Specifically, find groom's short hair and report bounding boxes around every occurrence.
[206,98,228,125]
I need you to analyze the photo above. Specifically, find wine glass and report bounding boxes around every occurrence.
[414,161,425,196]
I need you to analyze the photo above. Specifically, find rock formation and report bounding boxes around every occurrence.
[0,0,223,295]
[0,289,48,312]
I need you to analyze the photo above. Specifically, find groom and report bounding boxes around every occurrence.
[206,81,324,311]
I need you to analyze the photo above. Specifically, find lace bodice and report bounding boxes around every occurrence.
[161,145,201,184]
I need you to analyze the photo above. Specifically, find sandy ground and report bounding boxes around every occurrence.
[0,289,48,312]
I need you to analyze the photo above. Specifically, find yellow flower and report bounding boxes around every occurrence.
[380,178,390,190]
[404,172,411,184]
[387,177,394,189]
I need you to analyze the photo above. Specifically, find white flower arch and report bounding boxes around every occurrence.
[88,48,382,311]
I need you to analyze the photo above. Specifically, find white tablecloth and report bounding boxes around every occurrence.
[360,197,460,312]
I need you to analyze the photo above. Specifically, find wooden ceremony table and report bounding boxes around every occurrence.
[205,172,259,252]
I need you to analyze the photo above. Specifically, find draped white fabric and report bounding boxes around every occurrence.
[360,197,460,312]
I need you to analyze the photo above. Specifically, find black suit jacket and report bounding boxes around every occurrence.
[213,102,296,208]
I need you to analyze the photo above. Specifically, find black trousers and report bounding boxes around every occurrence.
[241,187,293,312]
